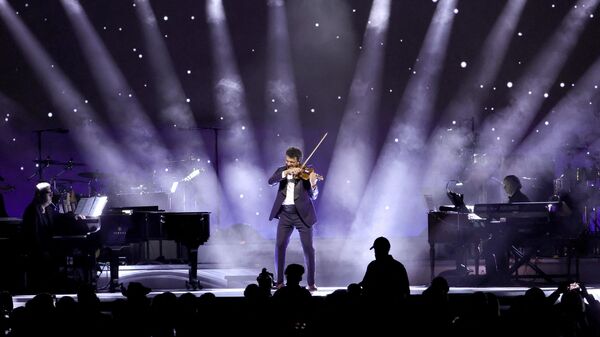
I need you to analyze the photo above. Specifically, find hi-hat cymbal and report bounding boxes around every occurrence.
[78,172,112,179]
[33,159,86,166]
[53,178,88,184]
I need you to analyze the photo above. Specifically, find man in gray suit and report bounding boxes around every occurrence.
[269,147,319,291]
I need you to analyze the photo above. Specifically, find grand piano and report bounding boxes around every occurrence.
[98,207,210,291]
[0,206,210,292]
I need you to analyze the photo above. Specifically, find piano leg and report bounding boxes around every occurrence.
[186,246,202,290]
[108,248,121,293]
[430,243,435,281]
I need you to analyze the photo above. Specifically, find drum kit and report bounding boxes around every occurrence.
[553,150,600,235]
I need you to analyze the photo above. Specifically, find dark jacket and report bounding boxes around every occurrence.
[508,189,530,203]
[268,166,318,226]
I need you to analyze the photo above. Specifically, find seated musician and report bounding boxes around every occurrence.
[503,175,530,203]
[484,175,531,283]
[21,182,87,292]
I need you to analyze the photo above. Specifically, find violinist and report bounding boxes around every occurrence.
[268,146,321,291]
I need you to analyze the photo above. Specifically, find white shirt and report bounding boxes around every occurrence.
[282,173,295,205]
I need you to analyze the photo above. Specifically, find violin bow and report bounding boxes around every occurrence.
[301,132,328,169]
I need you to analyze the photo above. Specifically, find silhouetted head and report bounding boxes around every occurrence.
[503,175,522,197]
[122,282,151,300]
[370,236,391,258]
[284,263,305,285]
[33,182,53,207]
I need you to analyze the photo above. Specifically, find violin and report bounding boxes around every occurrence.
[296,166,324,181]
[294,132,328,181]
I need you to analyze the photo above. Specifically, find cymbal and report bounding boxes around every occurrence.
[53,178,88,184]
[33,159,85,166]
[78,172,112,179]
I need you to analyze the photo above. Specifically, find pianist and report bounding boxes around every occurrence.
[484,175,531,283]
[21,182,87,292]
[503,175,530,203]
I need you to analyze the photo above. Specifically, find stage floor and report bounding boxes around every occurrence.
[9,263,600,308]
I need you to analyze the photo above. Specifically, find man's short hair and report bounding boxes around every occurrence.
[286,147,302,161]
[504,175,522,189]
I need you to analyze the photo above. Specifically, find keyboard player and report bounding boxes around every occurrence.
[21,182,89,292]
[483,175,530,282]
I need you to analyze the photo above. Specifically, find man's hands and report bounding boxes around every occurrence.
[309,172,318,187]
[284,167,303,176]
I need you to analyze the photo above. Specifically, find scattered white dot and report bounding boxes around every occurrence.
[274,109,278,112]
[544,93,549,98]
[453,8,459,14]
[187,70,191,74]
[5,114,9,117]
[337,96,342,99]
[310,108,315,113]
[255,212,260,216]
[518,32,523,37]
[48,112,53,118]
[452,120,456,125]
[590,14,594,18]
[207,160,211,163]
[336,35,340,39]
[315,22,319,27]
[480,84,484,88]
[73,108,77,112]
[271,98,276,103]
[491,127,495,131]
[164,34,168,38]
[163,16,168,21]
[164,168,169,172]
[544,121,550,126]
[536,129,540,133]
[251,49,255,53]
[239,194,244,199]
[4,118,7,122]
[50,64,54,68]
[241,125,246,130]
[352,9,356,13]
[560,82,565,88]
[460,61,467,68]
[394,138,399,142]
[138,54,143,58]
[528,91,532,95]
[220,116,224,120]
[552,4,555,8]
[496,136,501,140]
[346,180,351,184]
[507,82,513,88]
[384,205,390,210]
[118,27,122,31]
[20,166,24,171]
[191,16,195,20]
[103,26,107,30]
[84,100,88,104]
[186,98,191,103]
[128,94,132,98]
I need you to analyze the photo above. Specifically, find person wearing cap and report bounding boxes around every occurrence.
[360,236,410,304]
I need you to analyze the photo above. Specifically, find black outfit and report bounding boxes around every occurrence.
[508,189,530,203]
[484,189,530,282]
[21,202,57,291]
[360,254,410,304]
[268,166,318,286]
